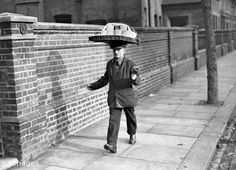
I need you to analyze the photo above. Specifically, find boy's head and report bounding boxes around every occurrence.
[109,41,128,59]
[112,45,126,59]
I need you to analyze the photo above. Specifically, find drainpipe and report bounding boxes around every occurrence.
[113,0,118,22]
[168,30,173,83]
[148,0,151,27]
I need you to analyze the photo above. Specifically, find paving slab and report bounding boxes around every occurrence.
[155,98,199,105]
[120,120,155,133]
[120,144,188,165]
[75,125,107,140]
[57,136,107,153]
[174,111,214,120]
[159,88,200,94]
[150,104,180,111]
[92,118,109,127]
[176,105,217,113]
[186,93,207,100]
[36,149,101,170]
[85,117,155,134]
[41,167,72,170]
[154,91,190,97]
[167,84,202,89]
[10,164,48,170]
[135,109,176,117]
[147,123,204,137]
[124,132,196,149]
[57,136,131,155]
[11,164,70,170]
[138,116,208,127]
[84,156,178,170]
[0,158,19,170]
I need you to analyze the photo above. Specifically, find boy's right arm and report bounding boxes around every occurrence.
[87,64,109,90]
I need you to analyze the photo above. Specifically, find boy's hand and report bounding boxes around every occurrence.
[131,74,137,80]
[87,85,92,91]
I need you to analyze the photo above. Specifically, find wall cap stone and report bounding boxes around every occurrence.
[0,13,37,23]
[15,0,40,4]
[0,35,36,41]
[135,26,194,32]
[34,22,103,31]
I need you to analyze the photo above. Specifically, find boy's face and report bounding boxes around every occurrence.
[113,47,126,59]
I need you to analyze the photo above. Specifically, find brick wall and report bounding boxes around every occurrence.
[197,29,236,68]
[34,23,110,151]
[170,29,195,81]
[0,13,197,161]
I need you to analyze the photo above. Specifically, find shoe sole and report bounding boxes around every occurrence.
[104,144,116,153]
[129,140,136,144]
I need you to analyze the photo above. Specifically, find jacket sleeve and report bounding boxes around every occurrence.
[130,64,141,86]
[89,64,109,90]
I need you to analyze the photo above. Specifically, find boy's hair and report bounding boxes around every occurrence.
[109,41,128,49]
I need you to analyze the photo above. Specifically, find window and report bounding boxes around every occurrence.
[144,7,148,27]
[154,15,158,27]
[159,16,162,27]
[213,15,217,29]
[54,14,72,23]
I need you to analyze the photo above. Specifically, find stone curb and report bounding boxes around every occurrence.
[208,110,236,170]
[178,85,236,170]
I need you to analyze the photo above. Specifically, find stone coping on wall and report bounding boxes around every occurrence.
[0,13,37,23]
[34,22,195,33]
[0,35,36,41]
[199,29,236,33]
[162,0,201,5]
[135,26,194,33]
[15,0,41,4]
[34,22,103,31]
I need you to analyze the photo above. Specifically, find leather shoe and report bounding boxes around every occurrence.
[104,144,117,153]
[129,135,136,144]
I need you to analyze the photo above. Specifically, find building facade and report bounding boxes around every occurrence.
[162,0,236,29]
[0,0,236,29]
[0,0,163,27]
[0,0,236,28]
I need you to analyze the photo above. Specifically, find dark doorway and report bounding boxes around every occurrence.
[54,14,72,23]
[169,16,189,27]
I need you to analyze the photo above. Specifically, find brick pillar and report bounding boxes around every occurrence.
[221,30,225,56]
[234,31,236,49]
[167,30,173,83]
[228,30,233,52]
[0,13,38,161]
[192,28,199,70]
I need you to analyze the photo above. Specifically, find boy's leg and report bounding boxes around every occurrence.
[106,108,122,147]
[124,107,137,136]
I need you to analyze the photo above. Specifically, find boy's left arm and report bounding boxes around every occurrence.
[130,64,140,86]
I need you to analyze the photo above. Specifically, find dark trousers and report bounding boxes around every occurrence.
[107,107,137,146]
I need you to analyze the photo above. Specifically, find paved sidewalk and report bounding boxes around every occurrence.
[8,51,236,170]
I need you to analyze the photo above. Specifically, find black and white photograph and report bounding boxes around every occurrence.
[1,0,236,170]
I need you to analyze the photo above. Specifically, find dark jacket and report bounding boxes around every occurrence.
[89,57,140,107]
